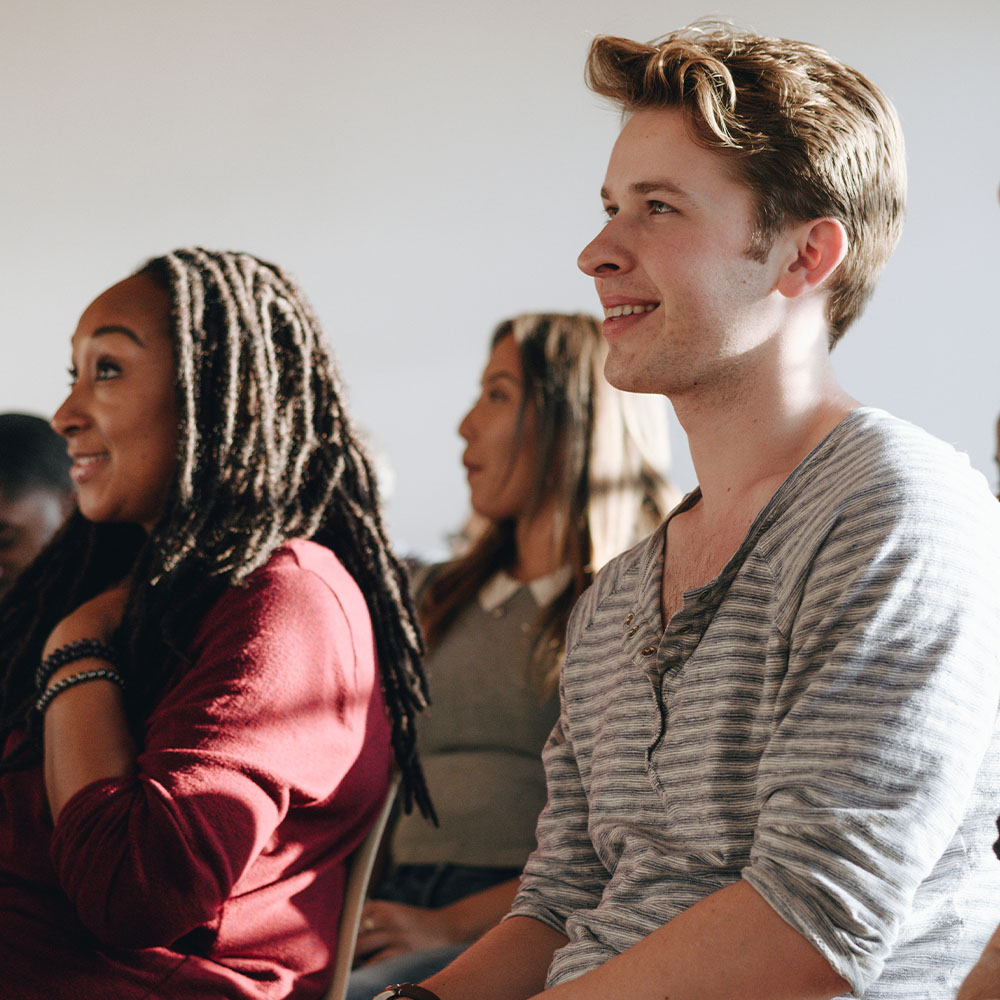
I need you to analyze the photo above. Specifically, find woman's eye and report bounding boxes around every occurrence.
[488,390,509,403]
[95,359,122,381]
[67,366,78,386]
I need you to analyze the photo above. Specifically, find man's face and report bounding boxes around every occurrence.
[578,107,789,398]
[0,487,70,599]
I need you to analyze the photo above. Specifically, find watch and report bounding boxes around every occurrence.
[372,986,442,1000]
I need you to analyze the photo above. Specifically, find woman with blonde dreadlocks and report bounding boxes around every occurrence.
[348,313,676,1000]
[0,249,432,999]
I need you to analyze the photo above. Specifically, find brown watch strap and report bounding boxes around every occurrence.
[372,984,442,1000]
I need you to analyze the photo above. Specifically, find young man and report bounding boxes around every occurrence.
[0,413,73,600]
[384,24,1000,1000]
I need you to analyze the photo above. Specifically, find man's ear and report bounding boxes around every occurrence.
[776,217,848,299]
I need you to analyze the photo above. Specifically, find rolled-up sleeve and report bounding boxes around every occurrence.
[745,488,1000,993]
[510,710,608,935]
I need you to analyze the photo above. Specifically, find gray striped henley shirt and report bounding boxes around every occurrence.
[509,407,1000,998]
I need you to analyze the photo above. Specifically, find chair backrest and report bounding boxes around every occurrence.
[324,773,400,1000]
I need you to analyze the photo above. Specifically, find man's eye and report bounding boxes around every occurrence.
[603,205,618,219]
[650,201,675,215]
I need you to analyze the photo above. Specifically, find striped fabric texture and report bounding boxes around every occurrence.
[510,408,1000,998]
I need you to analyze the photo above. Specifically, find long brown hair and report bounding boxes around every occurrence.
[420,313,676,697]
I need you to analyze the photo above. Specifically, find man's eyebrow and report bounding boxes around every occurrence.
[601,179,692,200]
[92,324,145,346]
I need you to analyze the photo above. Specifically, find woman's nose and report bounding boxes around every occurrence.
[51,388,85,438]
[458,404,476,442]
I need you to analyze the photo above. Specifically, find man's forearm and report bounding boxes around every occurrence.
[422,915,568,1000]
[427,882,849,1000]
[542,881,847,1000]
[958,921,1000,1000]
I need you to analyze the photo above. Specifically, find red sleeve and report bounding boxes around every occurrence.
[48,544,383,949]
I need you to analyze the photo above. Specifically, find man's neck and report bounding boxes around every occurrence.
[673,337,858,527]
[659,341,856,622]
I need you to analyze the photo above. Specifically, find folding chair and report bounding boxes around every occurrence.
[324,773,400,1000]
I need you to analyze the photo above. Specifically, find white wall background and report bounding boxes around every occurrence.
[2,0,998,559]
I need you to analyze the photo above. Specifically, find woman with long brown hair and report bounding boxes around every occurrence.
[348,313,676,999]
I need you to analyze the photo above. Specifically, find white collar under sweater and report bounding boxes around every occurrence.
[477,565,573,612]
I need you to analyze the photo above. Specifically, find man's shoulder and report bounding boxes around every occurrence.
[761,408,1000,598]
[779,407,997,528]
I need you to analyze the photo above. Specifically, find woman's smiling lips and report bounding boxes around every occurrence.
[68,451,111,486]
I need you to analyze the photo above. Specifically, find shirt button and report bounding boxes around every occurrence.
[627,626,638,637]
[624,613,634,627]
[641,646,656,656]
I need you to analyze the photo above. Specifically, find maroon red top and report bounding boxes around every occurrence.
[0,540,392,999]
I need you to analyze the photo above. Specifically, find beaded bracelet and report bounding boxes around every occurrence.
[34,668,126,716]
[35,639,117,691]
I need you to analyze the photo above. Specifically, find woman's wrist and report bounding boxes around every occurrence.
[35,668,126,715]
[37,638,117,688]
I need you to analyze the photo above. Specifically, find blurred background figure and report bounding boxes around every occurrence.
[0,413,73,600]
[347,312,678,999]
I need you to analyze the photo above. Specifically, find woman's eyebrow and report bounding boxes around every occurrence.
[92,324,146,347]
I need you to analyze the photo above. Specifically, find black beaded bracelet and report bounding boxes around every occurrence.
[36,639,117,691]
[34,668,126,716]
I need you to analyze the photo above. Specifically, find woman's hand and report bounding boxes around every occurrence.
[354,878,521,967]
[41,582,135,820]
[354,900,462,966]
[43,584,129,659]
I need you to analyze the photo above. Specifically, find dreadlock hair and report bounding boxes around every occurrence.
[0,248,433,818]
[421,313,677,698]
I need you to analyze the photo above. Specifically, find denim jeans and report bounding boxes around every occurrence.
[345,863,521,1000]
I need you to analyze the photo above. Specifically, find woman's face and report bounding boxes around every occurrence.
[52,273,178,534]
[458,334,541,523]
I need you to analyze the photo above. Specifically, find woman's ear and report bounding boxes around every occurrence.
[776,217,848,299]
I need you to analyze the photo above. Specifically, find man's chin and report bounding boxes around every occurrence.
[603,356,661,396]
